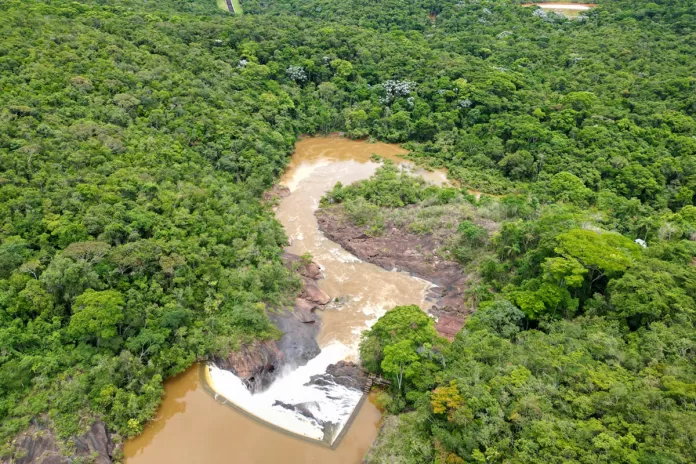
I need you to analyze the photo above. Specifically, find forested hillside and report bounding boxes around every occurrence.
[1,0,695,461]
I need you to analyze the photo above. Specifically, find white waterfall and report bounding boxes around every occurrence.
[207,342,363,443]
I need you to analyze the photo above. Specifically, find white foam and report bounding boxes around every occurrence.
[328,247,361,263]
[207,342,363,443]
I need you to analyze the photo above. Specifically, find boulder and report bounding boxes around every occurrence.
[262,185,291,203]
[73,422,113,464]
[294,299,318,324]
[269,309,321,370]
[215,340,283,393]
[282,252,323,280]
[307,361,367,391]
[301,280,331,305]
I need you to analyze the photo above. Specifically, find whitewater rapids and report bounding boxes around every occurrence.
[207,342,363,443]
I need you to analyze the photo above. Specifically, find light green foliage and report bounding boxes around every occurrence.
[330,59,353,79]
[323,162,433,207]
[544,256,587,288]
[360,305,441,371]
[456,221,487,247]
[608,259,696,327]
[548,172,593,206]
[360,305,444,396]
[69,289,125,343]
[343,197,384,232]
[554,229,641,281]
[381,340,420,390]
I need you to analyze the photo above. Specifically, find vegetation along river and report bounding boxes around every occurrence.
[124,137,448,463]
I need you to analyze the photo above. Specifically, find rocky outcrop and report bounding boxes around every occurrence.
[300,279,331,305]
[214,253,330,393]
[268,307,320,374]
[215,340,284,392]
[6,419,117,464]
[268,361,367,444]
[262,184,291,204]
[434,315,466,342]
[307,361,367,391]
[281,252,323,280]
[316,206,468,340]
[273,401,320,421]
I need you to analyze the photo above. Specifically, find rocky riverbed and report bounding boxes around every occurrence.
[315,206,469,341]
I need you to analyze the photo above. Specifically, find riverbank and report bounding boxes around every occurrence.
[123,137,436,463]
[124,365,382,463]
[316,204,472,341]
[212,252,327,393]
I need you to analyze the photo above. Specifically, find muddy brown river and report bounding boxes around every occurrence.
[125,137,446,463]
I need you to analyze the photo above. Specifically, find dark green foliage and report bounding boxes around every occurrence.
[466,300,525,339]
[0,0,303,445]
[1,0,696,461]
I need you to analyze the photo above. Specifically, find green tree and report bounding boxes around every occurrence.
[381,340,420,390]
[548,172,593,206]
[608,259,696,327]
[69,289,125,346]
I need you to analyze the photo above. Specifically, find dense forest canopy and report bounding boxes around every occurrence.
[1,0,695,461]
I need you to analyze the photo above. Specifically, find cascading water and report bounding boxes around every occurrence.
[125,137,452,464]
[208,343,362,443]
[202,137,448,446]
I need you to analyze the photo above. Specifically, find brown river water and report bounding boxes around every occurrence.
[125,137,447,463]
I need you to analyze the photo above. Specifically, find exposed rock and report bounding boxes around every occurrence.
[293,298,318,323]
[215,340,283,393]
[215,254,329,393]
[273,401,320,421]
[300,279,331,305]
[72,422,114,464]
[263,184,291,203]
[307,361,367,391]
[434,315,466,342]
[295,297,319,313]
[324,295,350,311]
[272,401,339,444]
[8,424,68,464]
[7,419,117,464]
[316,206,470,340]
[269,308,320,371]
[282,252,323,280]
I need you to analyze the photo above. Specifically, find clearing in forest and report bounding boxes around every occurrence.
[216,0,243,14]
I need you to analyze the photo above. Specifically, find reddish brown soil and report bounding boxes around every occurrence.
[316,206,468,340]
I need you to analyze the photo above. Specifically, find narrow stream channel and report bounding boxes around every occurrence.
[124,136,447,463]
